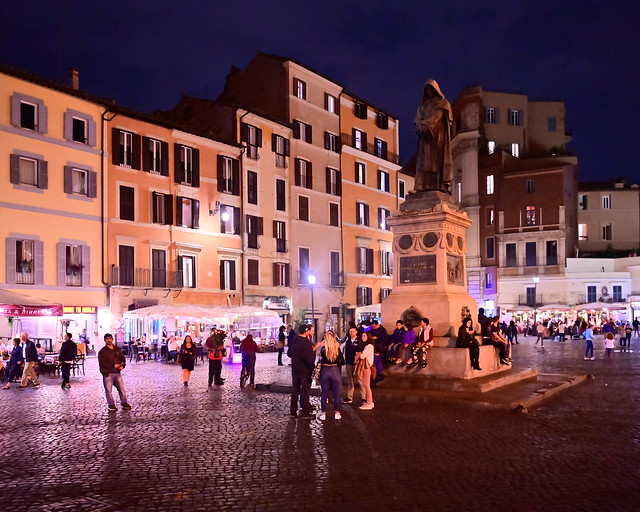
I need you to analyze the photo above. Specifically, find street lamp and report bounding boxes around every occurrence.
[533,276,539,325]
[308,272,316,342]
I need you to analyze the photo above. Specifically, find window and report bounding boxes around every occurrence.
[273,221,287,253]
[548,116,557,132]
[293,78,307,100]
[487,208,494,226]
[376,112,389,129]
[355,162,366,185]
[324,132,339,153]
[526,242,536,267]
[119,186,135,221]
[176,196,200,229]
[273,262,290,287]
[486,237,495,259]
[511,143,520,158]
[276,179,286,211]
[398,179,406,199]
[15,239,35,284]
[613,285,623,302]
[602,224,612,241]
[526,206,536,226]
[295,158,312,189]
[587,285,597,303]
[326,167,341,196]
[175,145,200,187]
[298,196,309,221]
[118,245,134,286]
[602,195,611,209]
[381,288,391,301]
[219,260,236,290]
[62,244,84,287]
[293,120,312,143]
[72,118,87,143]
[578,224,588,241]
[112,129,141,169]
[487,140,496,154]
[353,128,366,151]
[330,251,341,286]
[357,286,373,307]
[378,208,390,231]
[526,287,536,306]
[354,101,368,119]
[325,93,337,113]
[272,134,289,168]
[357,247,374,274]
[546,241,558,265]
[11,93,47,133]
[579,194,588,210]
[247,259,259,286]
[10,154,48,190]
[381,250,391,276]
[378,169,390,192]
[485,107,497,124]
[505,243,516,267]
[217,155,239,195]
[143,137,168,175]
[62,166,97,197]
[374,138,388,160]
[151,249,166,288]
[526,179,534,193]
[247,171,258,205]
[486,175,494,195]
[356,202,369,226]
[72,168,87,195]
[508,109,522,126]
[299,248,310,284]
[220,205,240,234]
[241,123,262,160]
[62,108,97,146]
[246,215,263,249]
[329,203,339,227]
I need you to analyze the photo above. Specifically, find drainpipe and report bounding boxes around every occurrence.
[238,111,249,306]
[338,91,346,334]
[101,107,118,304]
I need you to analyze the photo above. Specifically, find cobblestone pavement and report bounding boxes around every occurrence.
[1,334,639,511]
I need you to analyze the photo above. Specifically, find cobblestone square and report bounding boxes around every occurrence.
[1,335,639,511]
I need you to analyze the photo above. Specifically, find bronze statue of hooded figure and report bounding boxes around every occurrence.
[413,79,453,194]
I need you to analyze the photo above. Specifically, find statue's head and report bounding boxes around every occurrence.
[423,79,444,101]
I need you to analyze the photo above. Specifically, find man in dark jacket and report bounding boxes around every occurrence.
[59,332,78,389]
[98,333,131,411]
[19,332,40,389]
[341,326,363,404]
[289,324,316,419]
[2,338,23,389]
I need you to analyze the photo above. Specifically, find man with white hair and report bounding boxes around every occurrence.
[18,332,40,389]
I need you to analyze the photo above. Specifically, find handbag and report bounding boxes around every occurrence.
[312,360,322,381]
[176,354,181,364]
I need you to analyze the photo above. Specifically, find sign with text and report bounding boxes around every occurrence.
[63,306,97,314]
[0,304,63,317]
[399,255,436,284]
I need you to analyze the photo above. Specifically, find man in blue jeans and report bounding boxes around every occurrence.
[98,333,132,411]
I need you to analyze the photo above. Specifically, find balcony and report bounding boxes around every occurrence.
[275,154,287,169]
[110,267,183,288]
[329,272,345,287]
[340,133,400,165]
[246,145,260,160]
[276,239,288,253]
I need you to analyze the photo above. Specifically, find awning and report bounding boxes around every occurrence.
[123,304,282,327]
[500,304,534,312]
[0,289,63,317]
[574,301,627,311]
[538,303,572,312]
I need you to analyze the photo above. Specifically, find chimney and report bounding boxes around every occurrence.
[69,68,79,90]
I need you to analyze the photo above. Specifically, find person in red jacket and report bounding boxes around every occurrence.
[240,334,260,389]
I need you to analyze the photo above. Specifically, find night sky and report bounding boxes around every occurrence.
[2,1,638,183]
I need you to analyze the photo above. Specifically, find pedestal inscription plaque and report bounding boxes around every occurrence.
[399,255,436,284]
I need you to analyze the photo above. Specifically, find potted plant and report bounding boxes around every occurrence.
[66,263,84,277]
[20,259,33,273]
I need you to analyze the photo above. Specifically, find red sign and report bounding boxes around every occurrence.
[63,306,97,314]
[0,304,64,317]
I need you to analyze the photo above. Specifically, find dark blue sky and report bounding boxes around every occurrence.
[2,1,638,183]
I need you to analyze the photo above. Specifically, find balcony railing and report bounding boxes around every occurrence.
[246,145,260,160]
[110,267,183,288]
[276,239,288,253]
[340,133,400,165]
[329,272,345,287]
[275,154,287,168]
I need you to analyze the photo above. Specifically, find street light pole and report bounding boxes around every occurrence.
[533,276,540,326]
[308,273,316,343]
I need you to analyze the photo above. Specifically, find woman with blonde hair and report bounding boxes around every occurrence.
[319,331,344,421]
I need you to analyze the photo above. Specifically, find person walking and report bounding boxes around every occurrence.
[179,335,196,386]
[534,321,544,347]
[604,332,615,361]
[59,333,78,389]
[98,333,131,411]
[584,324,595,360]
[18,332,40,389]
[2,338,23,389]
[240,334,260,389]
[277,325,286,366]
[318,331,344,420]
[359,332,375,410]
[340,326,363,405]
[624,322,632,350]
[205,329,225,386]
[289,324,316,419]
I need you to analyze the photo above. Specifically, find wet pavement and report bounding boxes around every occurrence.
[1,334,639,511]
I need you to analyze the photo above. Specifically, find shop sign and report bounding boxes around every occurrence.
[0,304,63,317]
[63,306,97,314]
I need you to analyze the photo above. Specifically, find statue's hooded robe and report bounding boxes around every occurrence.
[414,79,453,192]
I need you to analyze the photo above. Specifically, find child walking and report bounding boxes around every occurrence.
[604,332,615,362]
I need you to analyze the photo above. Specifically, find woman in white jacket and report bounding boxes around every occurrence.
[359,332,375,410]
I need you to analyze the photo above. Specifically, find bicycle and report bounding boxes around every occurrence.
[240,353,250,388]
